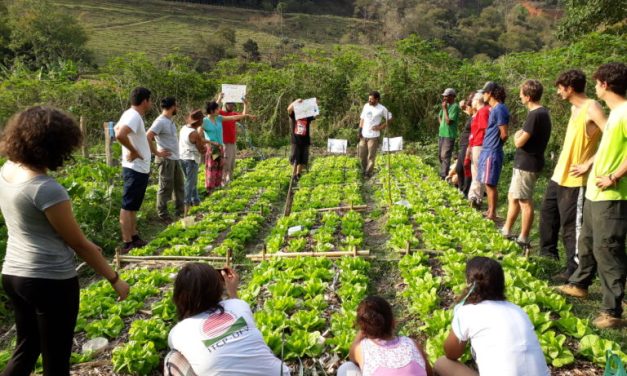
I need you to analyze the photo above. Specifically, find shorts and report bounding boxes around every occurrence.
[478,149,504,186]
[508,168,539,200]
[290,144,309,166]
[121,167,149,211]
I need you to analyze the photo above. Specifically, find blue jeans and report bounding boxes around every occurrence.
[181,160,200,205]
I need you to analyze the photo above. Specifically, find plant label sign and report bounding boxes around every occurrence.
[221,84,247,103]
[293,98,319,120]
[327,138,348,154]
[382,137,403,152]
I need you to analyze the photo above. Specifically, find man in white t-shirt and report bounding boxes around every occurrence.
[358,91,392,177]
[147,97,184,222]
[114,87,152,253]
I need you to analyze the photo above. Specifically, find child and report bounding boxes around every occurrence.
[338,296,433,376]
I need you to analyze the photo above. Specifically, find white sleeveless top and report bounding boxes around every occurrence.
[361,336,427,376]
[179,125,201,164]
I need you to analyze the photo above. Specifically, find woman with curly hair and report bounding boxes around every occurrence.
[0,107,130,376]
[434,256,549,376]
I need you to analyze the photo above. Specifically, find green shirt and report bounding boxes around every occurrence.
[586,102,627,201]
[439,102,461,138]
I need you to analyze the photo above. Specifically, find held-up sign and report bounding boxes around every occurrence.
[293,98,319,120]
[327,139,348,154]
[221,84,247,103]
[382,137,403,152]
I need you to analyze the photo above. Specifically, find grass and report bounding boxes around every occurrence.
[54,0,368,65]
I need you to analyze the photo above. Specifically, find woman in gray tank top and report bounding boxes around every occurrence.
[0,107,130,376]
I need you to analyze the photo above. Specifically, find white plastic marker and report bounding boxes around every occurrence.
[327,139,348,154]
[221,84,247,103]
[382,136,403,152]
[293,97,319,120]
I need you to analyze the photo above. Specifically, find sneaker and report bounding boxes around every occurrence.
[556,284,588,298]
[551,271,571,283]
[592,312,626,329]
[131,235,148,247]
[121,242,135,254]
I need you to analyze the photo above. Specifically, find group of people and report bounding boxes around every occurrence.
[163,256,551,376]
[442,62,627,329]
[113,88,255,253]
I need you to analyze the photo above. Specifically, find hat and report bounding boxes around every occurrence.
[482,81,497,93]
[442,88,456,97]
[187,109,204,126]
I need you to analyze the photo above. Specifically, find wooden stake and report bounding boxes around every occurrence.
[226,249,233,268]
[103,122,113,167]
[246,250,370,260]
[114,248,121,269]
[283,163,298,217]
[262,244,267,261]
[117,255,229,264]
[315,204,368,213]
[79,116,88,158]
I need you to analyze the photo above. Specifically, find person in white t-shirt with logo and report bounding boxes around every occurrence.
[114,87,152,253]
[167,263,290,376]
[434,256,549,376]
[359,91,392,178]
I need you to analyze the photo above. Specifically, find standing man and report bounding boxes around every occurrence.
[502,80,552,246]
[217,93,249,185]
[478,82,509,221]
[287,99,316,179]
[438,88,461,179]
[147,97,184,222]
[114,87,152,253]
[539,70,606,280]
[359,91,392,178]
[558,62,627,329]
[467,91,490,207]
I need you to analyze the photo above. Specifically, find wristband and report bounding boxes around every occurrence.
[108,271,119,285]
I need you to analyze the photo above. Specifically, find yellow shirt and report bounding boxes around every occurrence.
[586,102,627,201]
[551,100,601,187]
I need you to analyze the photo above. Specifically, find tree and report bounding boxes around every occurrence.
[559,0,627,40]
[242,39,261,61]
[6,0,92,68]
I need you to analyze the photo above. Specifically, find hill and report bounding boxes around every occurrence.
[55,0,370,65]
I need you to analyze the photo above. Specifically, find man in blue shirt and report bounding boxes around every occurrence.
[478,82,509,220]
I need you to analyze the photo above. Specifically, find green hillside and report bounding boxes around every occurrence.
[56,0,368,65]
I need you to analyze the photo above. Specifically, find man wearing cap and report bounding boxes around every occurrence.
[438,88,461,179]
[179,109,206,215]
[216,93,249,185]
[478,82,509,220]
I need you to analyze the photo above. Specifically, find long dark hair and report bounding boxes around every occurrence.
[460,256,506,305]
[356,296,395,339]
[173,263,224,320]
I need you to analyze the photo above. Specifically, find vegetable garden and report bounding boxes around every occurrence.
[0,153,624,375]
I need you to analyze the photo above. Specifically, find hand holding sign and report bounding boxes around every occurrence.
[221,84,247,103]
[293,98,319,120]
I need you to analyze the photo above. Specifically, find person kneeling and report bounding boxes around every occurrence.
[338,296,433,376]
[167,263,290,376]
[434,257,549,376]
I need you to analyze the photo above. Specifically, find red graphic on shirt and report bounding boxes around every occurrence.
[202,312,236,338]
[294,119,308,136]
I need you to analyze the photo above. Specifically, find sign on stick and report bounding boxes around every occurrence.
[382,137,403,152]
[327,139,348,154]
[221,84,247,103]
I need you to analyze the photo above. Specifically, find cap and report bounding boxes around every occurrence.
[442,88,456,97]
[482,81,497,93]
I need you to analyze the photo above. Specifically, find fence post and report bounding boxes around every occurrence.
[80,116,88,158]
[103,122,113,167]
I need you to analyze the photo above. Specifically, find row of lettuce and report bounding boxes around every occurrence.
[377,154,626,368]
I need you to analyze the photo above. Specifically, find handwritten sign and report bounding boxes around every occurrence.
[382,137,403,152]
[221,84,247,103]
[293,98,319,120]
[327,139,348,154]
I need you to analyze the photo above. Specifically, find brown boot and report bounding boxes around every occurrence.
[556,284,588,298]
[592,312,626,329]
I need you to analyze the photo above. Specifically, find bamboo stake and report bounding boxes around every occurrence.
[315,204,368,212]
[80,116,88,158]
[283,163,298,217]
[246,250,370,260]
[103,122,113,167]
[226,249,233,268]
[118,255,229,263]
[114,248,121,269]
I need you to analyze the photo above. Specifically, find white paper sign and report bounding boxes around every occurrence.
[327,139,348,154]
[382,137,403,152]
[221,84,247,103]
[293,98,319,120]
